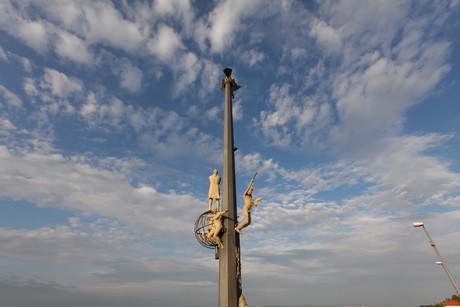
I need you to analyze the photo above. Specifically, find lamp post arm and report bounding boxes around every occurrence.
[422,226,460,295]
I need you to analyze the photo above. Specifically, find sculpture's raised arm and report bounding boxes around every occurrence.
[244,172,257,195]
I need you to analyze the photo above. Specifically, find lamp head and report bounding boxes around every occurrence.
[412,222,424,227]
[223,68,232,78]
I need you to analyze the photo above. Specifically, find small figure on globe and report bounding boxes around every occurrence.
[206,208,228,249]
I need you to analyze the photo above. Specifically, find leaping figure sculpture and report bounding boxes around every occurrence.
[235,173,262,234]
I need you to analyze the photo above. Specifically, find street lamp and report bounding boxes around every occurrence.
[413,222,460,295]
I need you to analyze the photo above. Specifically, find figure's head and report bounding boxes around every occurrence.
[213,169,218,175]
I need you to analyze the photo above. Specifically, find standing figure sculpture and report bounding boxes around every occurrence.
[208,169,221,211]
[235,173,262,234]
[206,208,228,249]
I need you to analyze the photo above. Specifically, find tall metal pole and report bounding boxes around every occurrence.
[420,225,460,295]
[219,68,241,307]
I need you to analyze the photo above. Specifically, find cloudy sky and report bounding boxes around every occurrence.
[0,0,460,306]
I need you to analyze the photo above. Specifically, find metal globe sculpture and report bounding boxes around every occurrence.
[194,210,217,249]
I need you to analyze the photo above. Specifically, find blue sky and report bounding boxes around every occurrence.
[0,0,460,306]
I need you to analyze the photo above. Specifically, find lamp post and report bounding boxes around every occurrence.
[413,222,460,295]
[194,68,243,306]
[219,68,241,307]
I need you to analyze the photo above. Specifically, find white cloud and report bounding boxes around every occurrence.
[237,132,460,214]
[0,47,7,61]
[256,0,452,157]
[146,24,221,97]
[0,223,124,264]
[23,78,38,97]
[258,84,327,148]
[0,0,49,53]
[0,118,16,135]
[355,134,460,209]
[30,0,90,35]
[147,24,184,62]
[55,30,93,64]
[79,91,220,162]
[232,100,243,121]
[0,85,22,108]
[241,49,266,67]
[330,48,450,152]
[80,93,125,129]
[153,0,194,32]
[262,84,298,127]
[199,59,220,97]
[1,0,145,57]
[0,144,204,238]
[117,60,143,93]
[19,56,33,72]
[171,52,200,96]
[290,47,308,60]
[41,68,83,98]
[0,51,33,72]
[205,106,219,121]
[80,1,145,53]
[1,0,218,99]
[2,136,455,306]
[326,1,409,66]
[201,0,263,53]
[235,207,454,306]
[205,1,236,53]
[21,68,82,127]
[17,20,50,52]
[154,0,191,16]
[309,18,342,53]
[0,259,217,307]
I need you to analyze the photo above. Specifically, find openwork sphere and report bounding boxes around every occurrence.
[194,210,217,249]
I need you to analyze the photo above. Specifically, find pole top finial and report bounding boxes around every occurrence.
[223,68,232,77]
[220,67,240,93]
